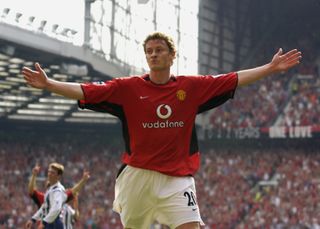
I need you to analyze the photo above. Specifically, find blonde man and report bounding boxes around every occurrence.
[26,163,66,229]
[27,164,89,228]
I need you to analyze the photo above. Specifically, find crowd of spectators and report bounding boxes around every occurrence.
[209,75,291,129]
[0,135,124,229]
[240,150,320,228]
[196,147,320,228]
[0,133,319,228]
[274,35,320,129]
[276,75,320,128]
[208,35,319,133]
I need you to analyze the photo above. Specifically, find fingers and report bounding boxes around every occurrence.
[23,68,39,79]
[281,49,302,59]
[22,66,38,75]
[22,67,39,87]
[284,51,302,63]
[23,75,33,85]
[23,74,35,86]
[34,62,43,72]
[278,49,302,65]
[279,50,301,70]
[283,48,297,55]
[22,62,43,75]
[286,58,301,67]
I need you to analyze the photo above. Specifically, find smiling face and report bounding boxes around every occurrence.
[145,39,175,72]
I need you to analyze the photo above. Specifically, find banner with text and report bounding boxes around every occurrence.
[202,125,320,139]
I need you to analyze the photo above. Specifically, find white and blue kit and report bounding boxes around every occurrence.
[32,181,67,229]
[61,204,77,229]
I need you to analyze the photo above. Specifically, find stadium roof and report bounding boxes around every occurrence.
[0,38,119,125]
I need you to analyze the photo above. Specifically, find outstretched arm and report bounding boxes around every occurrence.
[22,63,84,100]
[70,170,90,195]
[28,165,40,195]
[237,48,302,87]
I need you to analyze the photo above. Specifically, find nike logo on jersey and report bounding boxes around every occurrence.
[140,96,149,99]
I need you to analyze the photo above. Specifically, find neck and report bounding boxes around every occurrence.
[49,180,59,187]
[149,69,171,84]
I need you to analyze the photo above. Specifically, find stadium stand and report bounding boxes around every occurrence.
[0,1,319,228]
[206,28,320,140]
[0,132,319,228]
[0,39,119,124]
[0,25,319,229]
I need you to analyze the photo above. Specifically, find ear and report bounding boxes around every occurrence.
[171,51,176,59]
[170,52,176,66]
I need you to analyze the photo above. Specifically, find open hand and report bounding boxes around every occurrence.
[22,63,48,89]
[270,48,302,73]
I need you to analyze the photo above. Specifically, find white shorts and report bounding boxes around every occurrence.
[113,165,204,229]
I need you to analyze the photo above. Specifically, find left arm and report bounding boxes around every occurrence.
[72,194,80,221]
[237,48,302,87]
[70,170,90,195]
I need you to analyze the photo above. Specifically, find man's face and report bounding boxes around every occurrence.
[47,167,59,185]
[145,39,175,71]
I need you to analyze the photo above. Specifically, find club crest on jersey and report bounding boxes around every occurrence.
[176,90,186,101]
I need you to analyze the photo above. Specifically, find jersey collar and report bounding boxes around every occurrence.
[142,74,177,83]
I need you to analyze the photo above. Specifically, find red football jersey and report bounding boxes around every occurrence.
[79,73,238,176]
[30,189,73,208]
[30,190,44,208]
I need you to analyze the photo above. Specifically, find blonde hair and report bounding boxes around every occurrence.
[143,32,176,56]
[49,163,64,176]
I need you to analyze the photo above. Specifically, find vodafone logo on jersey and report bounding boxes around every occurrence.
[142,104,184,129]
[156,104,172,119]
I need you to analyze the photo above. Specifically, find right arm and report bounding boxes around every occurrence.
[28,165,40,195]
[22,63,84,100]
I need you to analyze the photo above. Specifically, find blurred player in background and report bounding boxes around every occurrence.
[27,164,89,228]
[25,163,66,229]
[22,32,301,228]
[28,164,90,206]
[60,194,80,229]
